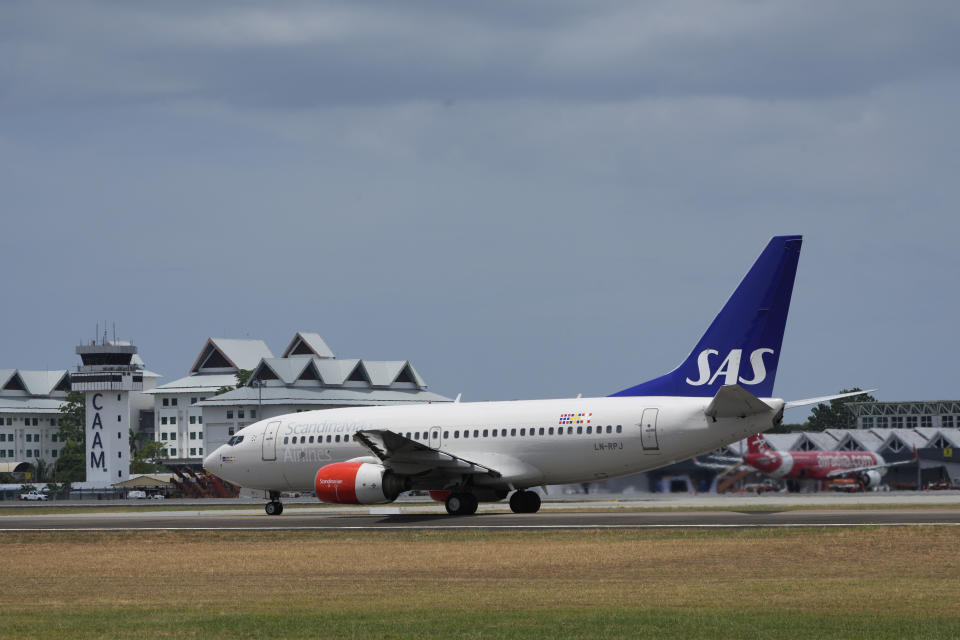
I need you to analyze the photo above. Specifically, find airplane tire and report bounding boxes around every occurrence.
[445,493,464,515]
[265,501,281,516]
[509,491,526,513]
[510,490,541,513]
[445,492,479,515]
[523,491,541,514]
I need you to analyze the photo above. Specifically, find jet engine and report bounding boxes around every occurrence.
[859,470,882,490]
[314,462,407,504]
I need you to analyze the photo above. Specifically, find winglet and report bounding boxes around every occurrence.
[705,385,773,420]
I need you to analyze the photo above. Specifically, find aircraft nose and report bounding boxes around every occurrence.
[203,447,222,476]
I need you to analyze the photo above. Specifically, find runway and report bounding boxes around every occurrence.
[2,506,959,531]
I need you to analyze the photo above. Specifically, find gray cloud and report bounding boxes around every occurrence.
[1,1,958,411]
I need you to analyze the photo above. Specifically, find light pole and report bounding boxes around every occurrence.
[251,379,265,419]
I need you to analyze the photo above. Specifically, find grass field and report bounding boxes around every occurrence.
[1,527,957,639]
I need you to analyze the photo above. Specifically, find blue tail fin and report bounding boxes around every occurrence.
[610,235,802,398]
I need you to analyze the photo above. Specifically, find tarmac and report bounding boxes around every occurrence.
[1,491,958,531]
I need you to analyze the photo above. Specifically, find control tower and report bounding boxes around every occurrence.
[71,337,145,485]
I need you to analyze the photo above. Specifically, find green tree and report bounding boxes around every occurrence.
[235,369,252,388]
[54,391,86,482]
[214,369,252,396]
[129,428,168,473]
[33,458,52,483]
[804,388,877,431]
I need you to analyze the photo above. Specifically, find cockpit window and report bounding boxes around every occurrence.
[227,435,244,446]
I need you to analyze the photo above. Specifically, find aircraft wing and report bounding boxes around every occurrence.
[353,429,502,478]
[705,385,773,419]
[784,389,878,410]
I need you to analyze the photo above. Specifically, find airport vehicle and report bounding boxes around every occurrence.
[205,235,850,515]
[19,490,48,501]
[704,433,916,491]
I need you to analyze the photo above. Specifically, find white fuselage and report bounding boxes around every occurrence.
[204,395,783,493]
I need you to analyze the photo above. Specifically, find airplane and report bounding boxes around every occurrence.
[698,433,917,491]
[204,234,852,516]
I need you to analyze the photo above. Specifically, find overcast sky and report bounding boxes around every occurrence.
[3,1,959,420]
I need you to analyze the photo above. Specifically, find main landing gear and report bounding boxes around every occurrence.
[265,490,284,516]
[509,490,541,514]
[444,492,479,516]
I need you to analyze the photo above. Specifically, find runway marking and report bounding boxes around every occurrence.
[2,523,958,532]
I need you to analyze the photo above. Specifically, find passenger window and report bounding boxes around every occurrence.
[586,426,592,434]
[539,428,544,435]
[510,428,516,436]
[616,425,622,433]
[309,436,314,443]
[483,429,489,437]
[520,428,526,436]
[606,425,612,434]
[548,427,554,435]
[474,430,479,438]
[454,431,460,438]
[444,431,449,439]
[283,437,289,444]
[492,430,497,438]
[577,426,582,434]
[326,435,332,443]
[301,436,306,444]
[463,430,469,439]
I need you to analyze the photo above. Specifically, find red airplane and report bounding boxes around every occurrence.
[699,434,916,491]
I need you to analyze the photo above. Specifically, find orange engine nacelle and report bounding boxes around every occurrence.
[314,462,406,505]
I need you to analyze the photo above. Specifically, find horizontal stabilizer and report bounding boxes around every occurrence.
[784,389,878,410]
[705,385,773,420]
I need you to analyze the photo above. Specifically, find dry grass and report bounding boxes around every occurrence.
[1,527,957,618]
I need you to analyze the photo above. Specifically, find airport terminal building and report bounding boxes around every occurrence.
[142,331,450,463]
[1,331,449,484]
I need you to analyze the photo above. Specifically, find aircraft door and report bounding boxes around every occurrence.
[262,421,281,461]
[429,426,442,449]
[640,408,659,451]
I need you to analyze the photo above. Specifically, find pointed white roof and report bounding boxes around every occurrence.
[924,429,960,448]
[0,369,70,396]
[872,428,928,452]
[282,332,335,359]
[761,433,804,451]
[314,359,362,386]
[190,338,273,373]
[362,361,408,387]
[834,430,885,452]
[254,357,312,385]
[17,370,69,396]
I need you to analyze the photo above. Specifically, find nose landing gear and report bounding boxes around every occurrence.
[265,490,284,515]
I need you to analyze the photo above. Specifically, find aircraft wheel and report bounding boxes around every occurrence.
[523,491,541,513]
[510,490,540,513]
[445,493,463,515]
[265,501,282,516]
[445,492,478,515]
